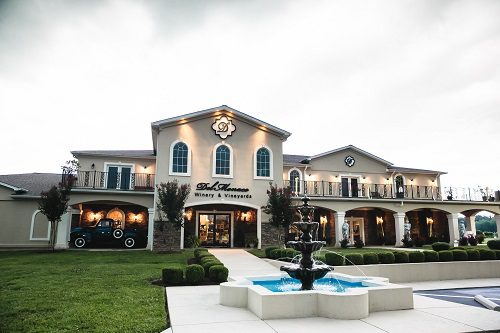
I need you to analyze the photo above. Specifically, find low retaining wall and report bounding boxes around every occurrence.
[264,259,500,283]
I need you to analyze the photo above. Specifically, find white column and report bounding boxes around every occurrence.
[393,212,406,246]
[496,215,500,238]
[447,213,460,246]
[147,208,155,251]
[257,208,262,249]
[465,215,476,235]
[334,212,345,247]
[55,208,77,249]
[180,220,185,250]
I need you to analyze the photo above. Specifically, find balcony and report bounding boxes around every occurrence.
[72,171,155,192]
[285,180,498,202]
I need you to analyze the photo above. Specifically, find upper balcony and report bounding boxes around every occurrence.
[285,179,499,202]
[72,170,155,192]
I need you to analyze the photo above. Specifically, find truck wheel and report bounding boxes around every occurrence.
[113,229,124,239]
[124,237,135,248]
[74,237,86,248]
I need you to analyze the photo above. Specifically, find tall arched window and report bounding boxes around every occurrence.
[255,147,272,178]
[289,169,301,193]
[170,140,191,176]
[214,144,232,177]
[395,175,405,198]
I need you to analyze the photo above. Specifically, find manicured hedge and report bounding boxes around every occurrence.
[284,248,299,260]
[345,253,364,265]
[432,242,450,252]
[438,250,453,262]
[208,265,229,283]
[408,251,425,263]
[162,266,184,285]
[197,252,214,260]
[269,249,283,260]
[466,249,480,261]
[487,239,500,250]
[185,264,204,285]
[451,250,468,261]
[202,260,222,276]
[325,252,345,266]
[394,251,409,263]
[265,246,280,258]
[363,252,379,265]
[423,251,439,262]
[194,248,209,258]
[378,252,395,264]
[200,256,220,265]
[494,250,500,260]
[479,249,496,260]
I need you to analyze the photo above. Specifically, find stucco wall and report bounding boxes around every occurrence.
[77,155,156,175]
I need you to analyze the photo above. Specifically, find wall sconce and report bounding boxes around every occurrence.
[426,217,434,237]
[431,179,435,183]
[143,165,148,170]
[362,175,366,180]
[241,212,248,222]
[183,209,193,221]
[386,178,390,181]
[91,163,95,169]
[410,178,414,182]
[376,216,384,225]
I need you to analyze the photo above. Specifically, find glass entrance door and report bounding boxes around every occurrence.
[199,213,230,247]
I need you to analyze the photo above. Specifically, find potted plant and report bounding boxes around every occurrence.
[247,237,259,248]
[446,188,453,200]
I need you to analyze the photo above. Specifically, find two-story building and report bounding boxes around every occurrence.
[1,105,499,250]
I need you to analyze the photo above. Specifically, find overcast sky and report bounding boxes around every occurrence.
[0,0,499,188]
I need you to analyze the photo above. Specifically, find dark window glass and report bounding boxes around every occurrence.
[289,170,301,192]
[172,142,188,173]
[215,145,231,175]
[256,148,270,177]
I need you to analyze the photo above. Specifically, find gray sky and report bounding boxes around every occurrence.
[0,0,499,188]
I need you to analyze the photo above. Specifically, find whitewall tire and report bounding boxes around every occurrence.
[74,237,86,248]
[124,237,135,248]
[113,229,124,239]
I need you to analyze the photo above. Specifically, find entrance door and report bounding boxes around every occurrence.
[106,165,132,190]
[345,217,365,244]
[199,213,230,247]
[341,177,360,197]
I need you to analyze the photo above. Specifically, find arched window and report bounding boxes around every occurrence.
[289,168,301,193]
[395,175,405,198]
[214,144,232,177]
[170,140,191,176]
[254,147,273,179]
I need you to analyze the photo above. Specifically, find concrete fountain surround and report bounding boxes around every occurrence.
[220,272,414,320]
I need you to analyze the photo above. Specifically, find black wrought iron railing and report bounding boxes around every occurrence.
[72,171,155,191]
[285,180,442,200]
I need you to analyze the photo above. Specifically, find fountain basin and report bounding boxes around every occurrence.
[220,272,413,320]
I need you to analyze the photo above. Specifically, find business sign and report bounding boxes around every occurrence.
[212,115,236,139]
[194,181,252,199]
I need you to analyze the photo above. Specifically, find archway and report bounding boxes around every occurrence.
[344,207,397,245]
[405,207,451,244]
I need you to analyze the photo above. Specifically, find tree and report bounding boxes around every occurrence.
[262,183,294,245]
[39,160,79,251]
[155,180,191,251]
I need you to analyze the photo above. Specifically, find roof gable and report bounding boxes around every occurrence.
[308,145,393,166]
[151,105,291,153]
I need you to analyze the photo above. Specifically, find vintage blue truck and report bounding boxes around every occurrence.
[70,218,147,248]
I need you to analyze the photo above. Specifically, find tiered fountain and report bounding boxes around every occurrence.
[280,196,332,290]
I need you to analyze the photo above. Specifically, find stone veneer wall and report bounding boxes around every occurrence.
[260,223,283,248]
[153,221,181,252]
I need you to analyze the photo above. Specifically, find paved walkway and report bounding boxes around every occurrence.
[165,249,500,333]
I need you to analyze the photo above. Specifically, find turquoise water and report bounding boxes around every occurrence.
[252,277,366,292]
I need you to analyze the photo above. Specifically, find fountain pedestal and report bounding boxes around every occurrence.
[280,197,331,290]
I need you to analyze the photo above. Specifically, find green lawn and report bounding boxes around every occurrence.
[0,250,193,333]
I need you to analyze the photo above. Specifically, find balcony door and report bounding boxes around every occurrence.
[106,164,132,190]
[341,177,359,197]
[198,213,231,247]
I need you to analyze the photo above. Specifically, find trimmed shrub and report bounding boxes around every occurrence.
[354,239,364,248]
[202,260,222,276]
[200,256,220,265]
[487,239,500,250]
[423,251,439,262]
[378,252,395,264]
[197,252,215,261]
[432,242,450,252]
[408,251,425,263]
[363,252,379,265]
[269,249,282,260]
[194,248,209,258]
[468,235,477,246]
[478,249,496,260]
[325,252,345,266]
[484,231,494,238]
[340,238,349,248]
[466,249,480,261]
[162,266,184,285]
[458,237,469,246]
[345,253,364,265]
[438,250,453,262]
[208,265,229,283]
[394,251,409,263]
[185,264,204,285]
[476,232,485,244]
[314,254,326,264]
[451,250,468,261]
[284,248,298,260]
[265,246,279,258]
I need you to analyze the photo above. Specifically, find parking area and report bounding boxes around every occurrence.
[415,287,500,308]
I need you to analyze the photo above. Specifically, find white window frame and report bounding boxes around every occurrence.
[30,210,51,241]
[288,167,303,193]
[393,173,406,196]
[212,142,234,179]
[169,139,192,176]
[104,162,135,189]
[254,145,274,180]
